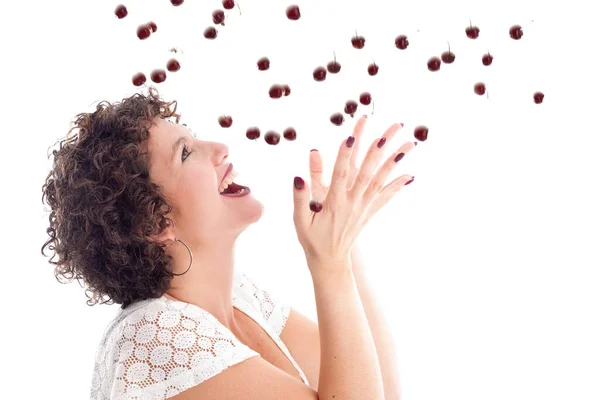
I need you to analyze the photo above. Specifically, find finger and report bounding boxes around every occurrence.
[347,174,412,240]
[349,116,369,178]
[309,150,327,201]
[327,135,356,206]
[362,140,416,207]
[349,122,403,201]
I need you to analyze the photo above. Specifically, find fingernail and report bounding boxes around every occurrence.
[405,176,415,185]
[377,137,387,148]
[346,136,355,148]
[294,176,305,190]
[310,149,318,152]
[394,152,405,162]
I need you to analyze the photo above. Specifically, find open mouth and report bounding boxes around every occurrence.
[219,181,250,197]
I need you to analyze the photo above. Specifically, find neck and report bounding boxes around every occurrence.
[164,238,239,330]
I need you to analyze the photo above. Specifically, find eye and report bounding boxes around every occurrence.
[182,144,191,161]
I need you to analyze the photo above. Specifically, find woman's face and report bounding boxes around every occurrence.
[146,117,263,246]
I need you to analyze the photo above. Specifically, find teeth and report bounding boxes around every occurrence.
[218,170,238,193]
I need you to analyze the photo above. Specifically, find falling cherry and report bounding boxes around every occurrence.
[148,21,157,33]
[282,85,291,96]
[441,42,456,64]
[414,126,429,141]
[166,59,180,72]
[283,127,297,140]
[367,62,379,76]
[465,20,480,39]
[474,82,486,96]
[213,10,225,25]
[327,52,341,74]
[533,92,544,104]
[395,35,409,50]
[246,127,260,140]
[509,25,523,40]
[330,113,344,126]
[344,100,358,116]
[218,115,233,128]
[115,5,128,19]
[313,67,327,82]
[286,5,301,20]
[269,85,284,99]
[309,200,323,213]
[427,57,441,71]
[351,30,366,49]
[265,131,281,145]
[171,0,184,6]
[257,57,270,71]
[482,52,493,66]
[132,72,146,87]
[204,27,218,39]
[151,69,167,83]
[137,24,152,40]
[359,92,372,106]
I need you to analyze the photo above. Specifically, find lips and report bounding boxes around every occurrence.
[220,163,233,186]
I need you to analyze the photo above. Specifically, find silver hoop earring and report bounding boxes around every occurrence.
[172,237,193,276]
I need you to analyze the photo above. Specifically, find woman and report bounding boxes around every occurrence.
[41,87,416,399]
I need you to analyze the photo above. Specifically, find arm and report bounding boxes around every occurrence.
[281,246,402,400]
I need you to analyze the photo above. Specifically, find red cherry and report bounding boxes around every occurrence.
[474,82,486,96]
[309,200,323,213]
[257,57,270,71]
[150,69,167,83]
[213,10,225,25]
[327,53,341,73]
[171,0,184,5]
[313,67,327,81]
[148,21,157,33]
[482,52,493,66]
[114,4,128,19]
[441,42,455,64]
[414,126,428,141]
[222,0,235,9]
[509,25,523,40]
[359,92,371,105]
[367,63,379,76]
[246,127,260,140]
[395,35,409,50]
[330,113,344,126]
[427,57,441,71]
[282,85,291,96]
[283,127,297,140]
[137,24,152,40]
[344,100,358,116]
[533,91,544,104]
[204,27,218,39]
[465,21,480,39]
[218,115,233,128]
[351,33,366,49]
[166,58,180,72]
[132,72,146,87]
[286,5,301,20]
[265,131,281,145]
[269,85,283,99]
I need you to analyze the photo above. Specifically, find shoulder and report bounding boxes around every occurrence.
[234,271,291,336]
[90,297,260,400]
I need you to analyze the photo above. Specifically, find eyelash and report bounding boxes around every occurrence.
[182,144,191,161]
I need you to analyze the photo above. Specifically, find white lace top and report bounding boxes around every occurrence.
[89,270,309,399]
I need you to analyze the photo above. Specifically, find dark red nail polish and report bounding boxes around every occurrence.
[414,141,418,146]
[294,176,305,190]
[346,136,355,148]
[377,137,387,148]
[405,176,415,185]
[309,200,323,212]
[310,149,318,152]
[394,153,405,162]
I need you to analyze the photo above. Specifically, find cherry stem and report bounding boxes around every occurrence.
[447,41,451,52]
[371,99,376,115]
[355,28,358,37]
[333,51,336,62]
[469,18,472,27]
[236,2,242,15]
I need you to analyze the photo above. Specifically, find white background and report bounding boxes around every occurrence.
[1,0,599,399]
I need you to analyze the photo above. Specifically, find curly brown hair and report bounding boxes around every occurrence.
[41,86,184,309]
